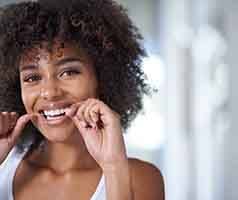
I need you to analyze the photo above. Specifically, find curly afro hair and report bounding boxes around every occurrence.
[0,0,152,151]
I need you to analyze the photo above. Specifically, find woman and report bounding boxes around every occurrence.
[0,0,164,199]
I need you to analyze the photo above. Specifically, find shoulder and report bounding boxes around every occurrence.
[128,158,165,200]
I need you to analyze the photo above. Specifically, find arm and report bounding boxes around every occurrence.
[130,158,165,200]
[103,158,164,200]
[66,98,164,199]
[0,113,35,165]
[103,160,134,200]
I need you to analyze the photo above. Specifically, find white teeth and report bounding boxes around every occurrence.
[43,108,68,117]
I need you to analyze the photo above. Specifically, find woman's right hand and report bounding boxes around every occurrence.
[0,112,35,165]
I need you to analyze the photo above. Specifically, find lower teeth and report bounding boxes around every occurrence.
[47,116,58,120]
[45,113,65,120]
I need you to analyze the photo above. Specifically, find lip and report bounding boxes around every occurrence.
[36,101,74,126]
[37,101,74,113]
[38,110,72,125]
[38,112,71,126]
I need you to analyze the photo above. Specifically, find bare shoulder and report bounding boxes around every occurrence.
[128,158,165,200]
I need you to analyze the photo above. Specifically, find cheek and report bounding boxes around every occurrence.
[69,75,98,96]
[77,80,99,98]
[84,74,99,96]
[20,84,27,108]
[21,89,30,111]
[21,86,38,112]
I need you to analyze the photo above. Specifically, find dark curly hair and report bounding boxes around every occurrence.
[0,0,152,151]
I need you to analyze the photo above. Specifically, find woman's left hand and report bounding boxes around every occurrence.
[65,98,128,170]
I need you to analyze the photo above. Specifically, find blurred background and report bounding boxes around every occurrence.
[114,0,236,200]
[0,0,237,200]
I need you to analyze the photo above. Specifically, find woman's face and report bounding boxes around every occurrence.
[19,41,99,142]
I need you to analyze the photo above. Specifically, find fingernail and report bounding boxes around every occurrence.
[31,114,38,119]
[92,114,98,123]
[65,108,71,115]
[93,125,98,131]
[10,121,15,128]
[10,112,17,115]
[79,121,87,128]
[65,107,77,116]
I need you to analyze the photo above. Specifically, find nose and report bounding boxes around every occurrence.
[40,78,63,100]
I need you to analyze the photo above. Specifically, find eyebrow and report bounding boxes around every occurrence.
[19,65,38,72]
[54,57,83,66]
[20,57,83,72]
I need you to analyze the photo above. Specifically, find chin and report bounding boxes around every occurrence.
[42,131,73,143]
[37,122,78,143]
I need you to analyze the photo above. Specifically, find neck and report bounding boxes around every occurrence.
[27,133,99,174]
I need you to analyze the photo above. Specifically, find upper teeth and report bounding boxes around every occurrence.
[43,108,68,117]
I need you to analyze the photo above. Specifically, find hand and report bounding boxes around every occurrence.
[65,98,128,170]
[0,112,35,164]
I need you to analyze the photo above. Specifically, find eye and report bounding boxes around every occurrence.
[60,68,80,77]
[23,74,41,83]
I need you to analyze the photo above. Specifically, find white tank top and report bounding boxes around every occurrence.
[0,146,106,200]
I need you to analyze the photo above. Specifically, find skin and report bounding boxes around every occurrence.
[8,40,165,200]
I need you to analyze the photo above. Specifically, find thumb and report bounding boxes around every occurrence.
[65,107,90,137]
[65,106,82,128]
[10,113,36,143]
[65,106,77,118]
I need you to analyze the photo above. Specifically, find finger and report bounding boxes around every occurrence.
[10,114,36,143]
[65,102,83,118]
[3,112,16,135]
[65,102,92,130]
[89,100,120,128]
[75,102,88,123]
[90,103,100,123]
[10,112,18,128]
[70,115,88,135]
[90,104,105,130]
[5,112,16,129]
[0,113,5,135]
[1,112,10,134]
[5,112,15,134]
[65,105,77,118]
[84,100,98,126]
[64,102,88,126]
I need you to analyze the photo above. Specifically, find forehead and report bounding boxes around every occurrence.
[20,40,88,65]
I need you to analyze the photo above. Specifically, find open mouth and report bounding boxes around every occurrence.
[39,108,69,120]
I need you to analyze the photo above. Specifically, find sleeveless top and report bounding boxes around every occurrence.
[0,146,106,200]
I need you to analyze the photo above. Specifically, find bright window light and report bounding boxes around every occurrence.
[125,54,166,150]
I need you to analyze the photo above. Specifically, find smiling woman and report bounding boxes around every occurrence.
[0,0,164,200]
[19,41,99,142]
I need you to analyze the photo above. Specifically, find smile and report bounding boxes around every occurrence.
[39,107,71,125]
[41,108,68,119]
[37,101,74,125]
